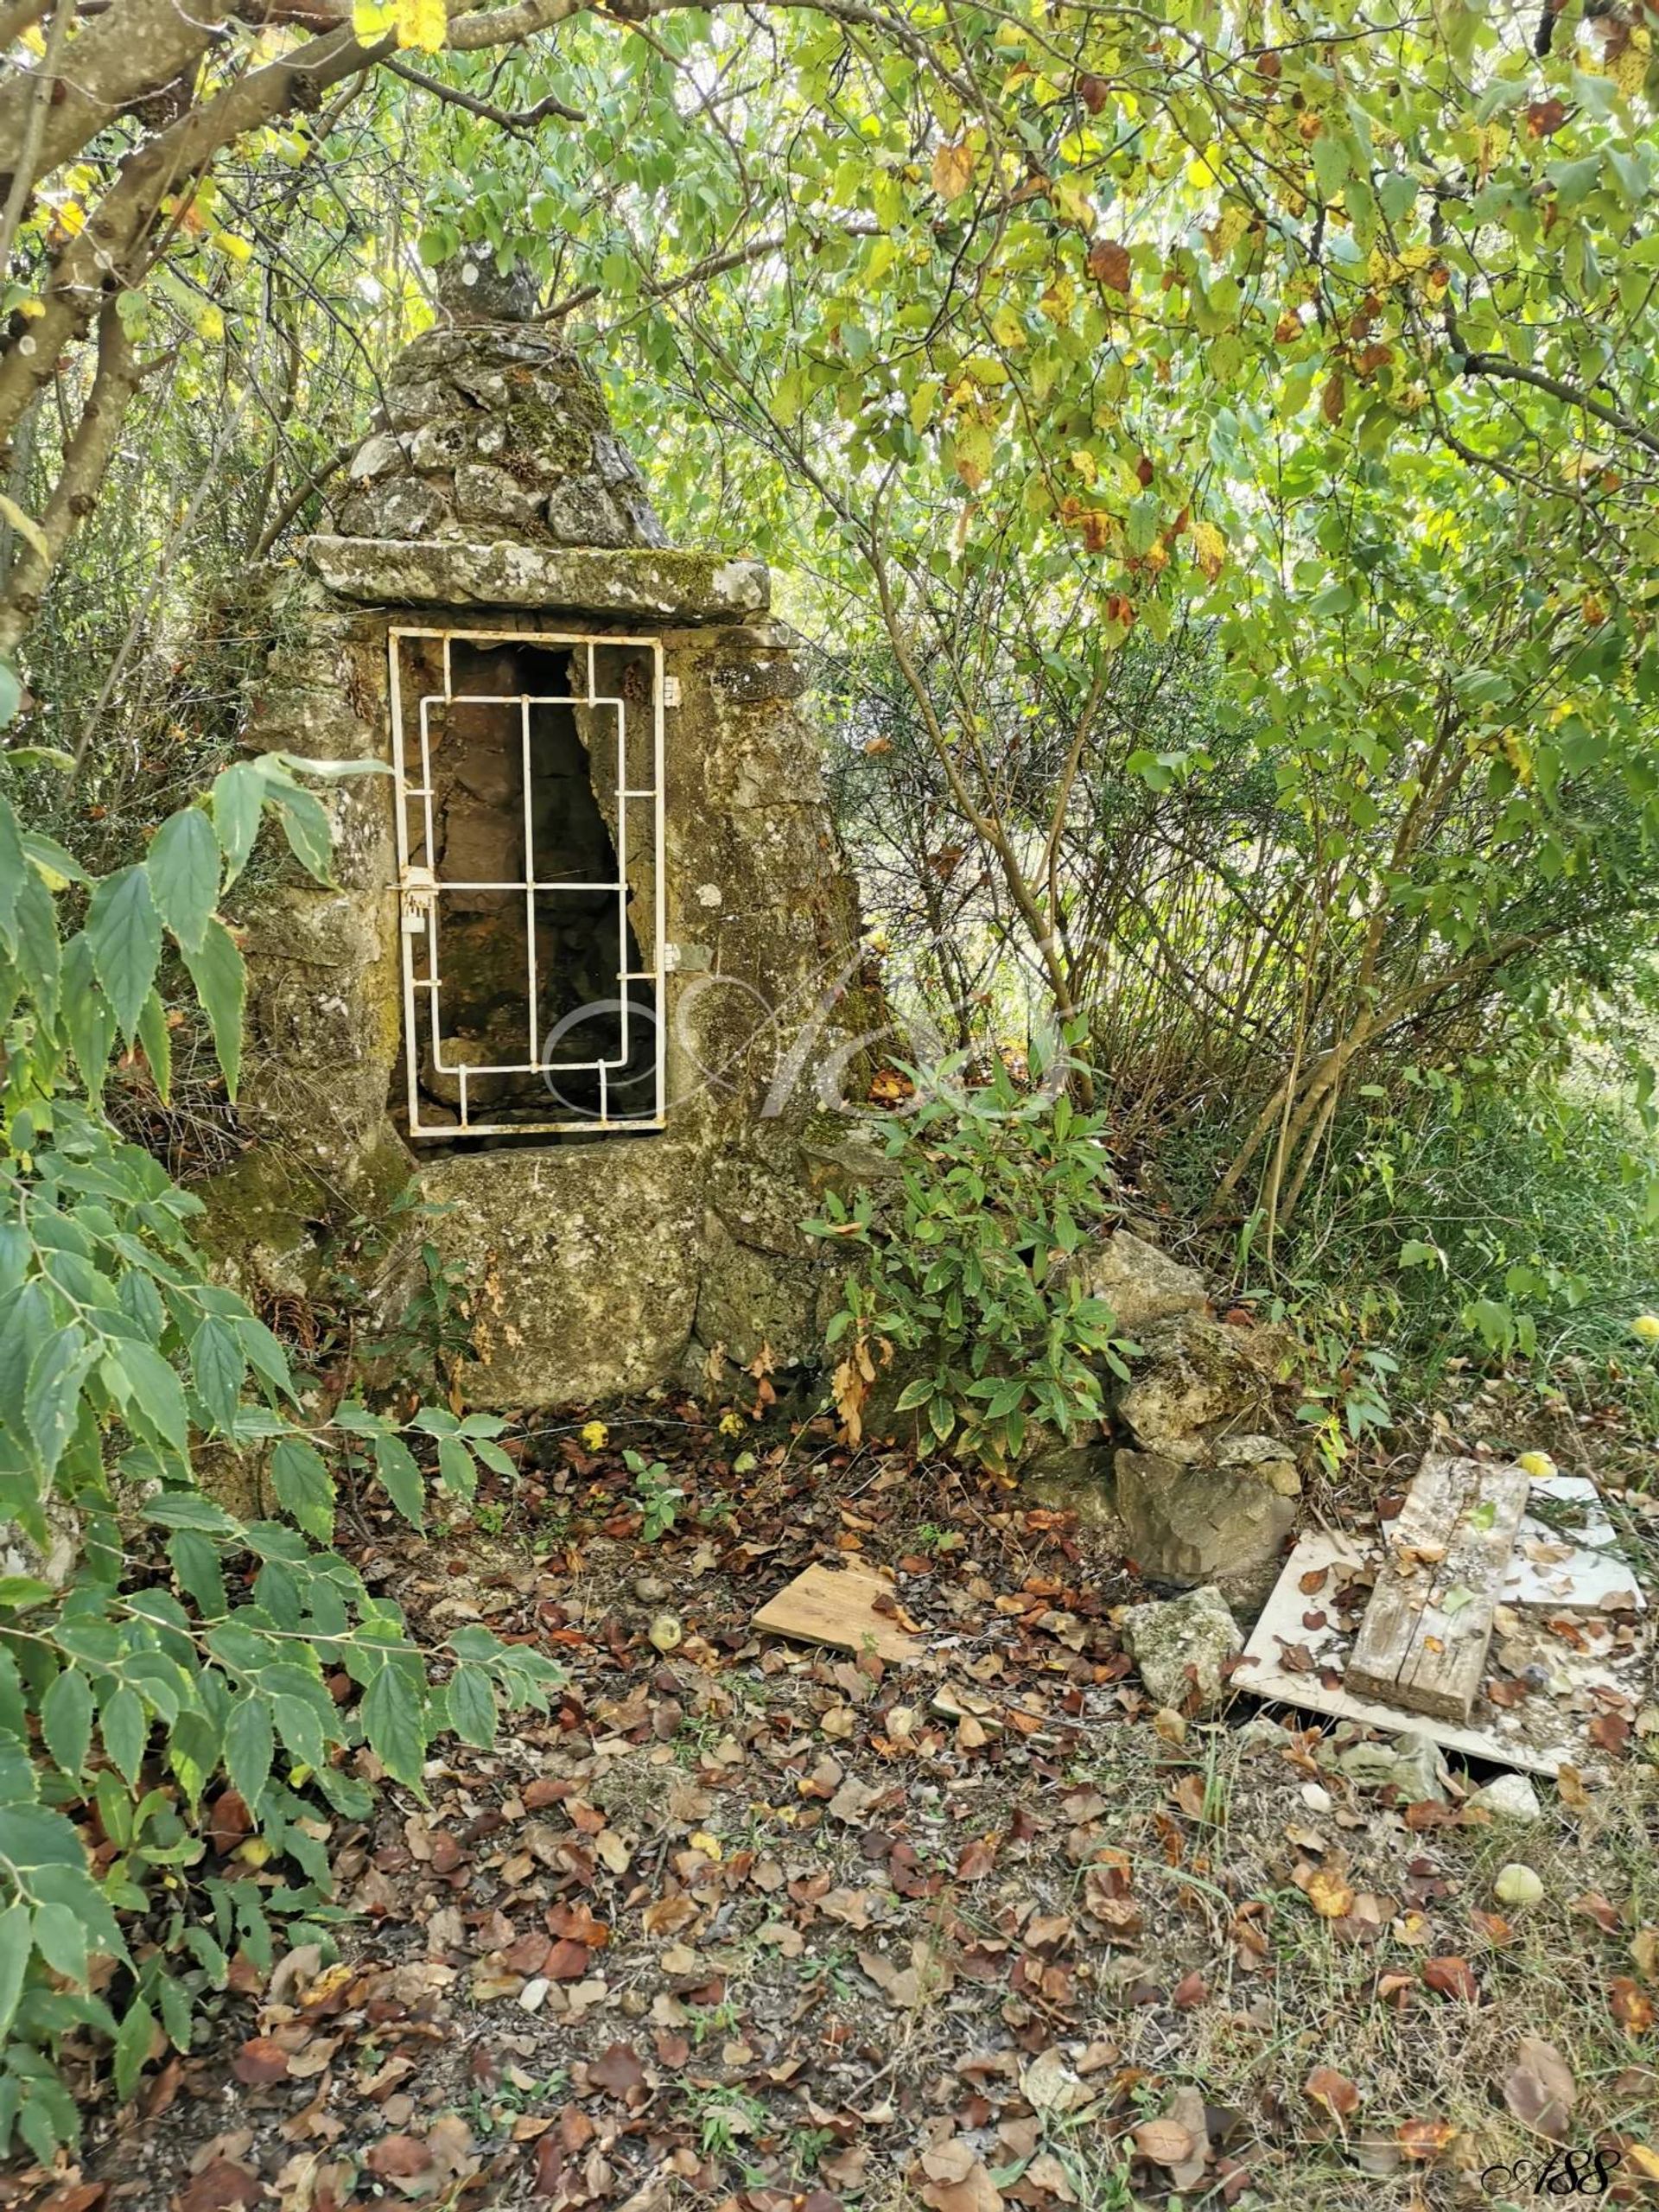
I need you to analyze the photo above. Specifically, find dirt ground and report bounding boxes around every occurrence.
[9,1388,1657,2212]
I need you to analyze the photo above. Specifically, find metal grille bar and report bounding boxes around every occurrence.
[387,626,666,1140]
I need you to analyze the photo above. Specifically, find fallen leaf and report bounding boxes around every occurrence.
[1397,2117,1456,2160]
[1304,2066,1360,2119]
[1306,1867,1355,1920]
[1132,2117,1196,2168]
[1503,2037,1576,2139]
[1422,1955,1478,2002]
[589,2043,648,2096]
[364,2135,435,2179]
[1611,1978,1656,2034]
[178,2164,262,2212]
[232,2037,290,2086]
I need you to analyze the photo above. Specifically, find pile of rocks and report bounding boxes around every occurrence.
[1028,1224,1306,1608]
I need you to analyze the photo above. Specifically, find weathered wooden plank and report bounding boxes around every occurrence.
[753,1562,921,1664]
[1344,1453,1532,1722]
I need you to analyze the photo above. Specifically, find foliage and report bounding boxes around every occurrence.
[626,1450,684,1542]
[0,763,562,2159]
[1270,1077,1659,1423]
[806,1039,1130,1465]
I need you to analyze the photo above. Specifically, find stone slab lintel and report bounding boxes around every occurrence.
[301,536,769,624]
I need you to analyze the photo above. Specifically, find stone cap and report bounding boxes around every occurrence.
[301,537,770,626]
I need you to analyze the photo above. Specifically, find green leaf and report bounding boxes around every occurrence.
[60,932,117,1098]
[360,1663,425,1787]
[135,987,172,1103]
[180,916,245,1100]
[100,1685,148,1786]
[86,864,162,1043]
[189,1316,245,1435]
[372,1433,425,1530]
[435,1434,475,1501]
[445,1662,496,1750]
[270,1437,334,1543]
[117,1340,190,1455]
[31,1899,87,1986]
[112,1993,155,2101]
[211,762,265,884]
[225,1695,274,1816]
[0,1903,30,2038]
[264,779,334,882]
[40,1668,94,1781]
[24,1325,93,1478]
[147,805,220,954]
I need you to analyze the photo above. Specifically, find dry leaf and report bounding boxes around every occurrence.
[1306,1867,1355,1919]
[1503,2037,1576,2139]
[1305,2065,1360,2119]
[1422,1955,1478,2002]
[1132,2117,1197,2168]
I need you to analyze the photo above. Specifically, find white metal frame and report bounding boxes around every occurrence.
[387,626,666,1139]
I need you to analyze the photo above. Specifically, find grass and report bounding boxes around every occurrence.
[1160,1071,1659,1446]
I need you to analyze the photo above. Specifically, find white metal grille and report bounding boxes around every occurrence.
[387,626,666,1139]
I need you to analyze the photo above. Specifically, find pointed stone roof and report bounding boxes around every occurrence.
[336,314,666,554]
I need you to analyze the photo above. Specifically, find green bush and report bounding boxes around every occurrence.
[0,760,562,2158]
[805,1040,1131,1465]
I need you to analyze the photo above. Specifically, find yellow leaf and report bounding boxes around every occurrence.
[931,141,976,203]
[1306,1866,1355,1919]
[395,0,446,48]
[213,230,253,264]
[352,0,396,35]
[1192,518,1226,581]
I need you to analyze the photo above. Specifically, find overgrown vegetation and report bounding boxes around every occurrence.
[0,766,562,2156]
[808,1040,1132,1465]
[1,0,1658,2181]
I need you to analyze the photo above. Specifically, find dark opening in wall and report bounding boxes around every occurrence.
[391,632,658,1148]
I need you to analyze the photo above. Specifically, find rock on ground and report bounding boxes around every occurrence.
[1470,1773,1545,1821]
[1064,1226,1210,1338]
[1115,1441,1299,1595]
[1122,1586,1243,1713]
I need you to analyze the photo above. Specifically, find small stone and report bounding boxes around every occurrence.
[1236,1714,1292,1754]
[1470,1773,1543,1822]
[518,1976,550,2012]
[1122,1586,1242,1713]
[1389,1731,1449,1803]
[1300,1782,1335,1814]
[1338,1742,1400,1789]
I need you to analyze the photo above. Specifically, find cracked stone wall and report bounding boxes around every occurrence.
[201,316,871,1405]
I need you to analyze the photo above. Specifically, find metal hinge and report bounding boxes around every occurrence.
[399,864,436,934]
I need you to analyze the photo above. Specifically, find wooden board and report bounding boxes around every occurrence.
[1344,1454,1532,1722]
[753,1563,922,1664]
[1236,1533,1590,1777]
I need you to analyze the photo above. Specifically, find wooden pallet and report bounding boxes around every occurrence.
[1344,1453,1531,1722]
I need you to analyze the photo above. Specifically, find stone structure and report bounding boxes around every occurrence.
[204,294,868,1405]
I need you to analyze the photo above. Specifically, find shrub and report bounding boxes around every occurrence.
[0,759,562,2158]
[805,1039,1131,1465]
